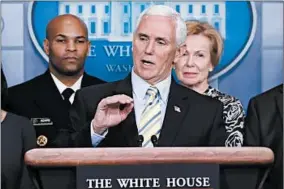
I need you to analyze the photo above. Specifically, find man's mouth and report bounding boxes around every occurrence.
[142,60,154,65]
[64,55,78,59]
[63,56,78,62]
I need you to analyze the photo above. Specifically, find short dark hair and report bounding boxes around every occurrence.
[1,68,8,110]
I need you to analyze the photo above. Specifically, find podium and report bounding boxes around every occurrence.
[25,147,274,189]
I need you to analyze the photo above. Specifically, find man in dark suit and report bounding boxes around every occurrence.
[6,14,104,148]
[245,84,283,189]
[70,5,226,148]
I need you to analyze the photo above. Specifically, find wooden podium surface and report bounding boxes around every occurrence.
[25,147,274,166]
[24,147,274,189]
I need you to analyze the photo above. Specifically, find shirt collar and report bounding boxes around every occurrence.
[50,72,83,94]
[131,69,171,104]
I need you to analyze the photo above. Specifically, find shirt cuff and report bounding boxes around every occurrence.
[90,120,108,147]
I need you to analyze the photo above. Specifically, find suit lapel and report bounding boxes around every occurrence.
[158,81,190,146]
[81,73,94,87]
[81,73,91,87]
[275,85,283,121]
[33,71,69,127]
[114,75,139,146]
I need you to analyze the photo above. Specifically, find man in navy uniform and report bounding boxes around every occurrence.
[6,14,104,148]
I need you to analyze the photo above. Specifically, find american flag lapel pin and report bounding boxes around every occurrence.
[174,106,181,113]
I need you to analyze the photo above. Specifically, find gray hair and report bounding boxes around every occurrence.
[135,5,187,47]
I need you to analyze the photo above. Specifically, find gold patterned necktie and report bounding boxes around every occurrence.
[138,86,162,147]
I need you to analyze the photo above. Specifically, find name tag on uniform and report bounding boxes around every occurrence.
[31,118,53,126]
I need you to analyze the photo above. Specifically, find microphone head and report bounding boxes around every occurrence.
[151,135,157,142]
[138,135,144,142]
[137,135,144,147]
[151,135,158,146]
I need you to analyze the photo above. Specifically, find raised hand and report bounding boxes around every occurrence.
[92,94,134,134]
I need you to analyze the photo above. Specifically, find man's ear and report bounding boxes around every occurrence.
[43,39,50,55]
[174,43,186,62]
[87,40,91,50]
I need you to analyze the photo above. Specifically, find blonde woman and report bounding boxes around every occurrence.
[174,20,245,147]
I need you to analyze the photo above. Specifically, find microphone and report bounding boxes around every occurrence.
[151,135,158,147]
[137,135,144,147]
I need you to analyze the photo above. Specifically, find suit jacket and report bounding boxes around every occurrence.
[6,70,105,147]
[245,84,283,189]
[1,112,37,189]
[70,75,226,147]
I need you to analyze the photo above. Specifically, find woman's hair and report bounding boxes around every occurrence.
[185,20,223,67]
[1,67,8,110]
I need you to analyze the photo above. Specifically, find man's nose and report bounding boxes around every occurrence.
[66,41,76,51]
[145,41,155,55]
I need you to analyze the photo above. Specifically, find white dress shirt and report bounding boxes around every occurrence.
[50,73,83,104]
[131,69,171,126]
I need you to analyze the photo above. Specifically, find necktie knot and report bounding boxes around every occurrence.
[62,88,74,101]
[146,86,159,106]
[146,86,159,99]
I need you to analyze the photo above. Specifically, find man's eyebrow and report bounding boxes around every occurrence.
[54,34,87,39]
[156,37,168,42]
[75,36,87,39]
[55,34,67,38]
[137,33,148,37]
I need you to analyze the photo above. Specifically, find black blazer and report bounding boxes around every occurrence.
[1,112,37,189]
[245,84,283,189]
[70,75,226,147]
[6,70,105,147]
